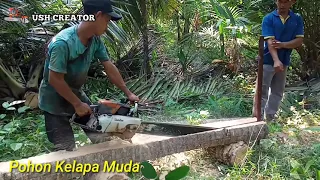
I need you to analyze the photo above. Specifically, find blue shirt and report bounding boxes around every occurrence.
[262,9,304,66]
[38,25,110,116]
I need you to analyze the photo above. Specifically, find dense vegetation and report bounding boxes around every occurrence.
[0,0,319,179]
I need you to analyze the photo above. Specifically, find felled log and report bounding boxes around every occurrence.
[0,118,267,180]
[85,172,130,180]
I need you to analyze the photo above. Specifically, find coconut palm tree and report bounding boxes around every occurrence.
[0,0,174,103]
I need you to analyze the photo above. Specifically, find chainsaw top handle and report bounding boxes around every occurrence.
[130,101,139,117]
[71,100,139,119]
[120,98,139,114]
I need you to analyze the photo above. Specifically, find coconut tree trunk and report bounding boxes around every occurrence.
[139,0,151,79]
[183,17,190,36]
[177,13,181,41]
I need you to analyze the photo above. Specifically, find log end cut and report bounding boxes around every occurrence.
[205,141,249,166]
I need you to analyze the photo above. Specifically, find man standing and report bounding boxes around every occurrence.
[38,0,139,151]
[253,0,304,122]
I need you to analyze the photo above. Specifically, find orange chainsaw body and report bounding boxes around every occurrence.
[98,99,132,116]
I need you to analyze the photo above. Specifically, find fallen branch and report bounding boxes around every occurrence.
[0,59,26,99]
[138,108,159,112]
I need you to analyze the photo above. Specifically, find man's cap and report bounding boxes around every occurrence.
[82,0,122,21]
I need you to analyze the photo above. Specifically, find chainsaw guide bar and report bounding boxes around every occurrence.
[69,99,245,139]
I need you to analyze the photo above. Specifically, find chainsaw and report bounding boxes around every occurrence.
[69,99,141,141]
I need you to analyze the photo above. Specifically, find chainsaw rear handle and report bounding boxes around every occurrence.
[70,105,98,120]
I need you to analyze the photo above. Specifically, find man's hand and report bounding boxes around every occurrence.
[271,38,304,49]
[266,38,283,73]
[274,60,284,72]
[271,39,285,49]
[127,92,140,102]
[74,102,92,117]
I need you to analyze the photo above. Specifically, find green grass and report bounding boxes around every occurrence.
[0,109,90,162]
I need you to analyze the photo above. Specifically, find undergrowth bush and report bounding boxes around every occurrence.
[224,134,320,180]
[0,111,52,161]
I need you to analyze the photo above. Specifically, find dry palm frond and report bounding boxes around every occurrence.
[125,72,229,103]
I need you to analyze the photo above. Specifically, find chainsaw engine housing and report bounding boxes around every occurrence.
[86,114,141,133]
[69,100,141,139]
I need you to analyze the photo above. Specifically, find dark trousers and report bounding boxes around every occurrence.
[44,111,112,152]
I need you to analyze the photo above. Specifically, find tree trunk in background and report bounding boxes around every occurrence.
[177,14,181,41]
[140,0,151,79]
[220,33,225,57]
[294,0,320,79]
[183,17,190,37]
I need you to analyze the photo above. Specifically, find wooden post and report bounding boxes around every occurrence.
[256,36,264,121]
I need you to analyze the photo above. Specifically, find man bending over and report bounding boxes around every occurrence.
[38,0,139,151]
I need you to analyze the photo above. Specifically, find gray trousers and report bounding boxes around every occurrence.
[44,111,113,151]
[43,96,113,151]
[253,64,287,119]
